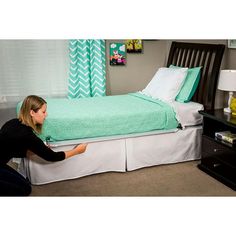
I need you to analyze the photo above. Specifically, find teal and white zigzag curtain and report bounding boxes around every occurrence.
[68,39,106,98]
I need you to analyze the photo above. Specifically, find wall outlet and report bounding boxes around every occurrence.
[0,96,7,103]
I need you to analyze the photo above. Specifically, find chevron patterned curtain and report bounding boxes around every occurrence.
[68,39,106,98]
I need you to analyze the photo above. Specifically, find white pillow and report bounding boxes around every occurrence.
[142,67,188,102]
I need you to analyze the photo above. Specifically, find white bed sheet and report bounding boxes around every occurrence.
[171,101,204,128]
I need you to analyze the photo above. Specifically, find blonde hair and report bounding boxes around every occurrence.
[18,95,47,134]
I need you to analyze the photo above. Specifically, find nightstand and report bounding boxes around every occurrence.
[198,109,236,190]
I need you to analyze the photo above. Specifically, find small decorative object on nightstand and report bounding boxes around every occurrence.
[230,96,236,115]
[217,70,236,113]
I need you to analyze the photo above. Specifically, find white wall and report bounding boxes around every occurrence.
[106,40,168,95]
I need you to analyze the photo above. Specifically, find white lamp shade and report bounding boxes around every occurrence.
[218,70,236,91]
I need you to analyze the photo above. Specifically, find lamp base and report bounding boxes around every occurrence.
[224,107,231,113]
[224,91,233,114]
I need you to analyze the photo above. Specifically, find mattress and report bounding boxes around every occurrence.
[46,100,203,147]
[17,93,178,142]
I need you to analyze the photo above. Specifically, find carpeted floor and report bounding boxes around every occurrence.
[30,160,236,196]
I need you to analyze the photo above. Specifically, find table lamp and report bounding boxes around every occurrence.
[218,70,236,113]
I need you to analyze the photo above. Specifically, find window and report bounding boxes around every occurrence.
[0,40,69,107]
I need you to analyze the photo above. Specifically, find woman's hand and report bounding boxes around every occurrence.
[73,143,88,154]
[64,143,88,159]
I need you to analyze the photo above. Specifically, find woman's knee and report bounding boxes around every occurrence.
[0,169,32,196]
[0,180,31,196]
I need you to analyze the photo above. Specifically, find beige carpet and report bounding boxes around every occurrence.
[30,160,236,196]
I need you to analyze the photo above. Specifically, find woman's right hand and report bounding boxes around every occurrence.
[74,143,88,154]
[65,143,88,159]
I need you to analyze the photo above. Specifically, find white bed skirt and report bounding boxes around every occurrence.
[17,126,202,185]
[19,139,126,185]
[126,125,202,170]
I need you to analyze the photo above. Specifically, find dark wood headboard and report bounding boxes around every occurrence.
[166,41,225,110]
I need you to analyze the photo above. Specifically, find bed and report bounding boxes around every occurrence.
[16,41,225,185]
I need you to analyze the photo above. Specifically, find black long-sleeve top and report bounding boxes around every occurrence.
[0,118,65,165]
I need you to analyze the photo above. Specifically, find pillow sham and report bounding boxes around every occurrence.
[141,67,188,102]
[169,65,201,103]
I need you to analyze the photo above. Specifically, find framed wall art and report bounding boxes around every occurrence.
[110,43,126,65]
[126,39,142,53]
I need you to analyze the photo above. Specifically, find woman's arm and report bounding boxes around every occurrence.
[64,143,88,159]
[28,133,87,162]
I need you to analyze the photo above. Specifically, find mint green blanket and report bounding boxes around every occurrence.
[17,93,178,141]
